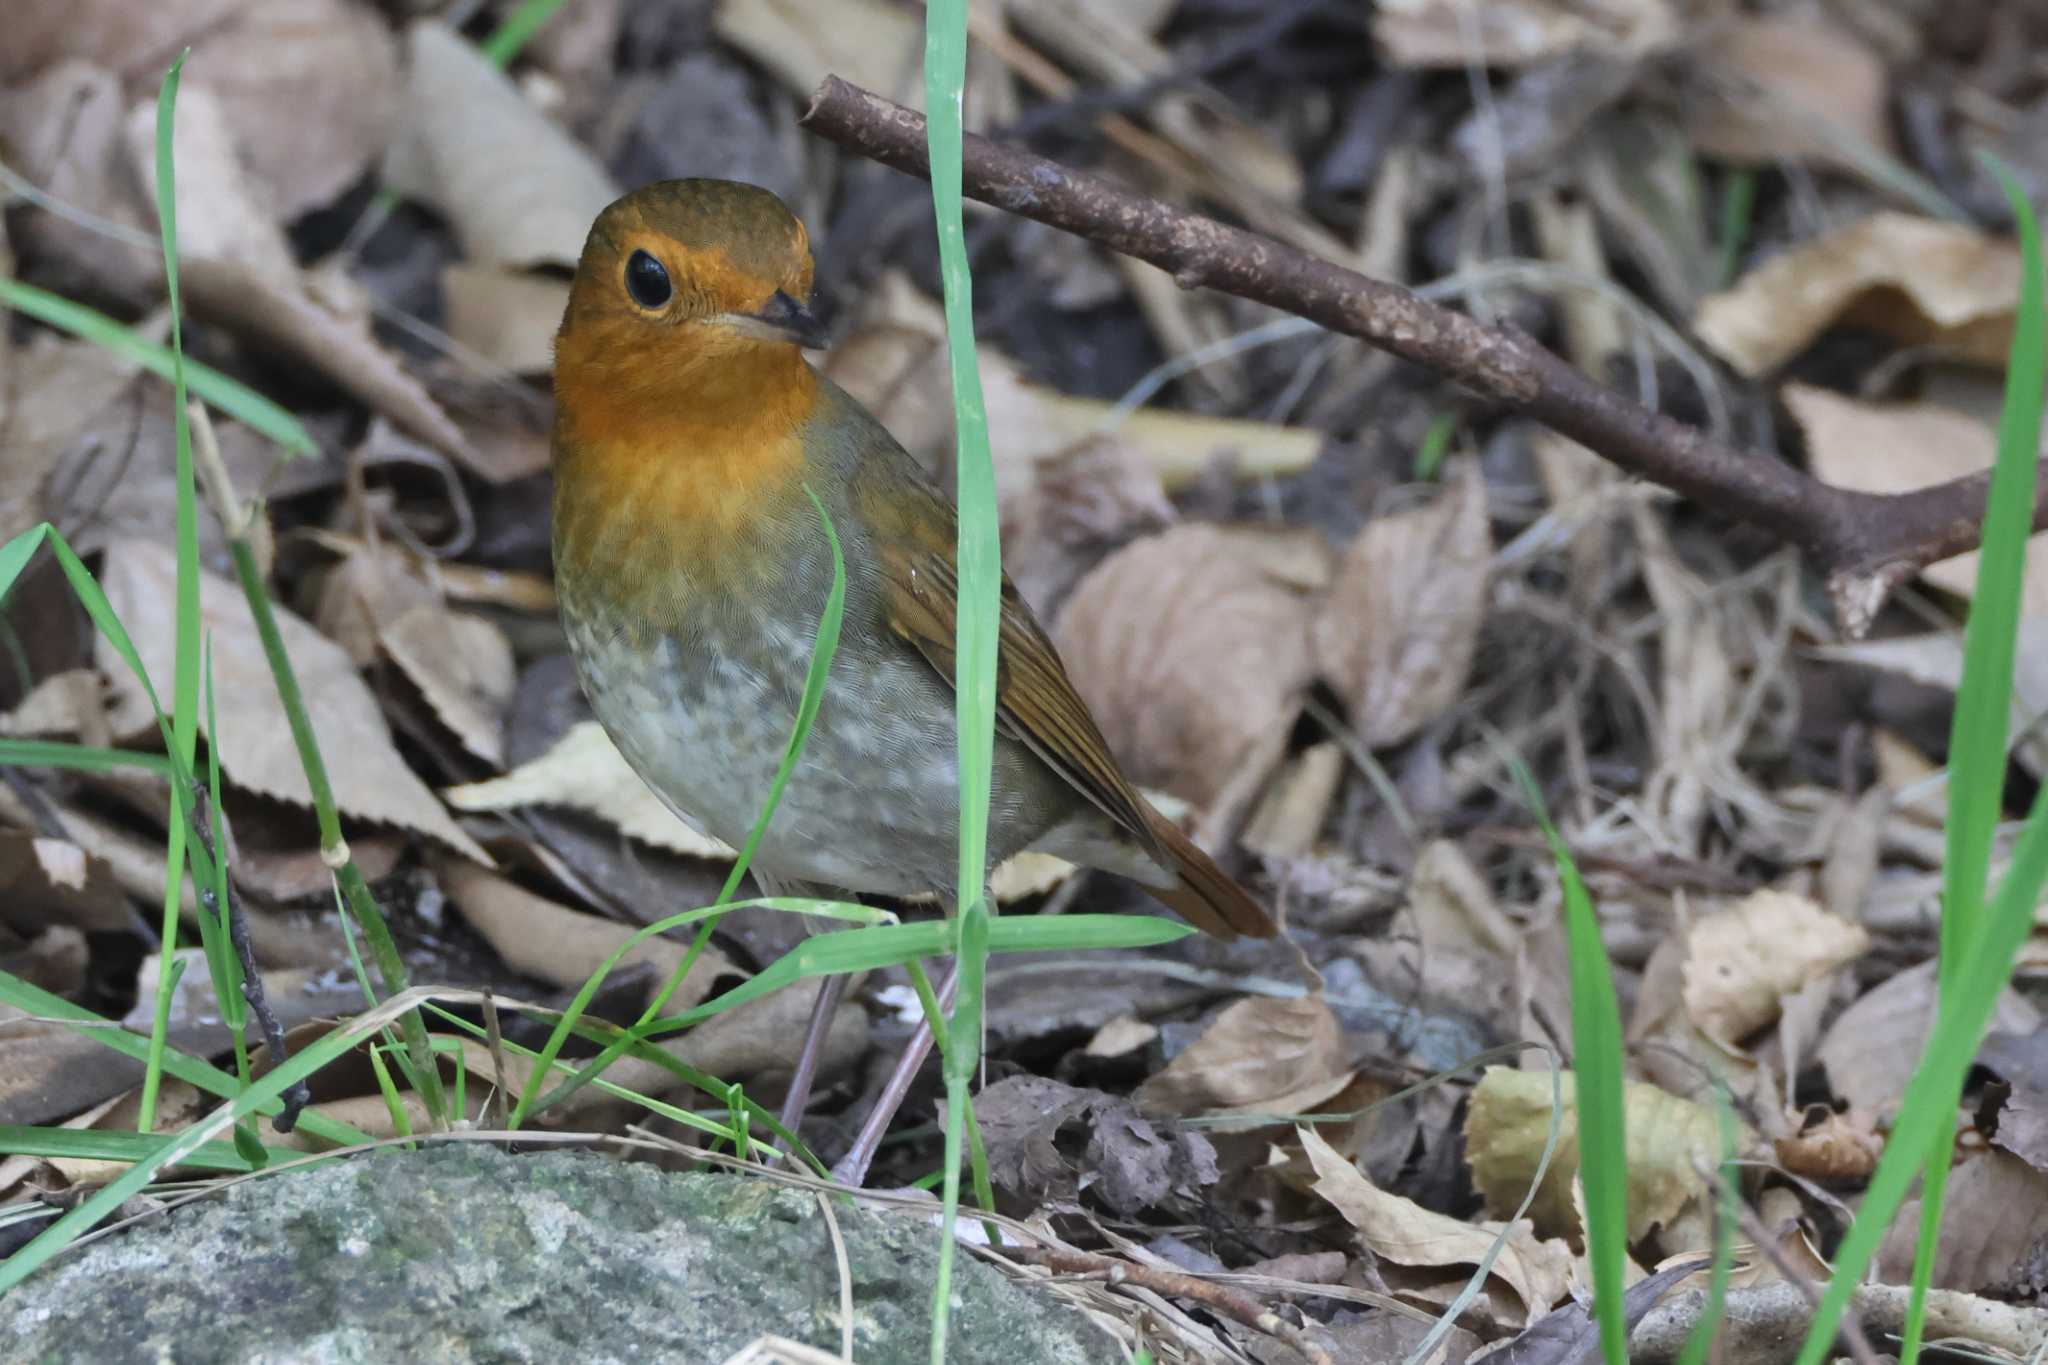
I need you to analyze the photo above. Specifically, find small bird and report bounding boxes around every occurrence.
[551,179,1274,948]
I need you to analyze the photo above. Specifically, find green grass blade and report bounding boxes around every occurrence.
[1517,762,1628,1364]
[479,0,575,65]
[0,1125,267,1173]
[924,0,1002,1349]
[0,740,173,776]
[1893,152,2047,1365]
[0,279,314,456]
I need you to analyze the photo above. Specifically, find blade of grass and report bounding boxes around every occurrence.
[136,49,199,1136]
[925,0,1003,1350]
[1895,152,2046,1365]
[480,0,575,65]
[0,1126,267,1173]
[1517,761,1628,1365]
[0,740,173,776]
[0,279,313,455]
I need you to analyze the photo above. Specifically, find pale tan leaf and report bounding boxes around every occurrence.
[380,606,516,767]
[1698,214,2025,376]
[1373,0,1678,68]
[1135,994,1348,1116]
[122,87,296,283]
[1056,524,1321,809]
[1465,1066,1752,1244]
[96,541,488,862]
[1786,384,2048,612]
[1685,16,1896,174]
[714,0,926,107]
[440,265,570,376]
[1314,457,1490,748]
[444,721,736,860]
[1680,890,1869,1046]
[432,854,732,1006]
[0,834,130,934]
[0,63,159,303]
[382,21,619,271]
[1240,742,1344,860]
[1301,1125,1572,1326]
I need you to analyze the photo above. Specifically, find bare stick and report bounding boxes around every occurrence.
[799,76,2029,636]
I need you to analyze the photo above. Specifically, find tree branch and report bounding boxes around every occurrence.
[800,75,2027,636]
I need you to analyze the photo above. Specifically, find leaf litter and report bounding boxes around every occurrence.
[3,3,2048,1360]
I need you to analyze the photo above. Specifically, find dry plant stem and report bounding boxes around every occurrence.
[1008,1246,1337,1365]
[776,973,849,1141]
[800,77,2021,635]
[189,779,310,1132]
[830,965,958,1188]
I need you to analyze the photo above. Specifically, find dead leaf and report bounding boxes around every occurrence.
[440,264,571,376]
[1465,1066,1751,1245]
[433,854,732,1006]
[1697,214,2026,376]
[1135,994,1348,1116]
[1085,1015,1158,1059]
[1685,16,1896,176]
[1773,1108,1882,1184]
[1,0,237,82]
[1880,1150,2048,1293]
[1315,457,1491,748]
[1680,890,1869,1047]
[1819,961,2042,1119]
[714,0,929,109]
[1056,524,1322,810]
[382,21,619,271]
[381,606,516,766]
[661,977,869,1089]
[1034,396,1322,492]
[999,435,1176,618]
[975,1075,1219,1215]
[1374,0,1679,68]
[0,835,128,934]
[121,86,297,283]
[445,720,737,860]
[96,540,488,862]
[0,62,159,302]
[1302,1124,1573,1326]
[1786,385,2048,614]
[1240,742,1344,860]
[1,670,110,748]
[1997,1081,2048,1176]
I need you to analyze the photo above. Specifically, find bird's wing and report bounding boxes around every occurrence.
[856,464,1173,871]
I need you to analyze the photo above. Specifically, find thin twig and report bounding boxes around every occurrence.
[799,77,2036,636]
[1007,1245,1338,1365]
[1731,1198,1883,1365]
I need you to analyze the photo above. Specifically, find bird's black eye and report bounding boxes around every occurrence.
[624,250,671,308]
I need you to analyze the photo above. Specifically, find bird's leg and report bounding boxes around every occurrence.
[830,962,959,1187]
[775,972,848,1143]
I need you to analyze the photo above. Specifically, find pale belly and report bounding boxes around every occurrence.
[562,605,1069,898]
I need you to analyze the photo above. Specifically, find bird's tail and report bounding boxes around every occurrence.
[1141,808,1277,941]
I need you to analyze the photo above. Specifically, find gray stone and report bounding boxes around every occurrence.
[1,1144,1119,1364]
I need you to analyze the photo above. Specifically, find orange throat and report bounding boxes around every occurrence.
[552,324,818,622]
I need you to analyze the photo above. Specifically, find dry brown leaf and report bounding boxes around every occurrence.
[1315,457,1491,748]
[382,21,619,270]
[1056,524,1321,809]
[1697,214,2026,376]
[1240,742,1343,860]
[121,87,297,283]
[714,0,927,109]
[1465,1066,1751,1245]
[311,537,441,667]
[1879,1151,2048,1293]
[1000,435,1176,617]
[380,606,516,766]
[0,62,159,302]
[1135,994,1348,1116]
[1685,16,1896,174]
[1820,961,2042,1119]
[1786,384,2048,613]
[432,854,732,1006]
[662,977,870,1087]
[1,0,237,81]
[1,670,110,747]
[976,1075,1219,1215]
[96,540,487,862]
[1374,0,1678,68]
[1301,1124,1572,1326]
[1680,890,1869,1047]
[0,330,147,542]
[440,264,571,376]
[0,834,130,934]
[1773,1108,1882,1184]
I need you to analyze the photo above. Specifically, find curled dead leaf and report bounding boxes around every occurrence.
[1698,214,2026,376]
[976,1075,1219,1215]
[1315,457,1491,749]
[1056,524,1322,809]
[1301,1125,1572,1327]
[1680,890,1868,1047]
[1135,993,1349,1116]
[1773,1108,1882,1184]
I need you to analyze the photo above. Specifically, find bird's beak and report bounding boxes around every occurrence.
[716,291,830,350]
